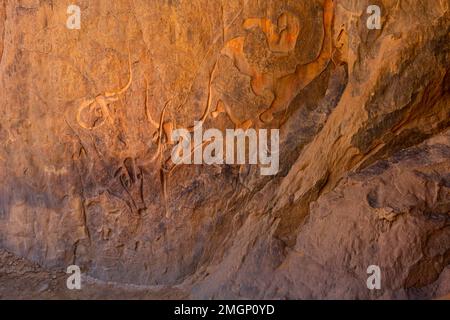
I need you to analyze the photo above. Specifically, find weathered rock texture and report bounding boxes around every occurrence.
[0,0,449,299]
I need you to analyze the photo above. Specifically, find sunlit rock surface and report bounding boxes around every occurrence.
[0,0,448,299]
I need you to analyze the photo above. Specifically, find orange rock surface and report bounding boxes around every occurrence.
[0,0,448,299]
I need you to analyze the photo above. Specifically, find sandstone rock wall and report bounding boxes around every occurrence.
[0,0,448,299]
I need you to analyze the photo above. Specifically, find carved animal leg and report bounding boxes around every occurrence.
[212,100,226,118]
[219,100,252,130]
[199,60,219,123]
[150,100,170,162]
[184,59,220,134]
[238,119,253,130]
[144,76,159,128]
[332,26,349,66]
[163,121,174,145]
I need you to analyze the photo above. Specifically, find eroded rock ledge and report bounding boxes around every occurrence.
[0,0,448,299]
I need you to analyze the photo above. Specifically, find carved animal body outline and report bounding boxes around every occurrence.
[145,1,337,216]
[221,0,335,124]
[68,1,335,218]
[66,46,148,216]
[261,0,335,123]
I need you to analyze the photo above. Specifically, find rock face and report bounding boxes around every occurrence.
[0,0,449,299]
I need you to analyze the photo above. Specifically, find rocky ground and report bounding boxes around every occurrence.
[0,249,187,299]
[1,245,448,299]
[0,0,449,299]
